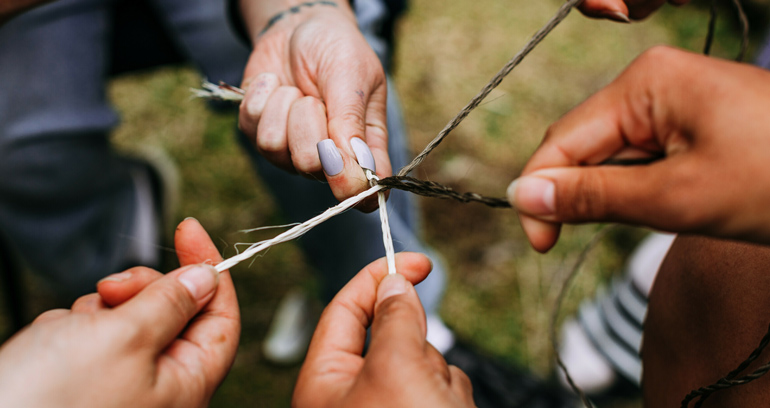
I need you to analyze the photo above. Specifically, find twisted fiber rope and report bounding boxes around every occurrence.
[704,0,718,55]
[376,176,511,208]
[549,226,614,408]
[731,0,749,61]
[681,323,770,408]
[703,0,749,61]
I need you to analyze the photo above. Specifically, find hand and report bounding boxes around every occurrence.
[578,0,690,22]
[507,46,770,251]
[0,218,240,408]
[238,1,390,209]
[294,253,475,407]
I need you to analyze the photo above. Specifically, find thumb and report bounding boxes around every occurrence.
[368,274,427,358]
[509,161,693,236]
[112,263,220,351]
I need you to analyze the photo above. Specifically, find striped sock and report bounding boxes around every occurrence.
[560,232,676,391]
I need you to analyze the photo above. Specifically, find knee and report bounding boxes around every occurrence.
[0,135,121,204]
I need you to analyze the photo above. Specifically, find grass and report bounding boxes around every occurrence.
[8,1,752,406]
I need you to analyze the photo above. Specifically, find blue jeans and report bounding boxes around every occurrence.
[0,0,446,313]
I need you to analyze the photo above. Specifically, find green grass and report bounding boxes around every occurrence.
[98,2,754,406]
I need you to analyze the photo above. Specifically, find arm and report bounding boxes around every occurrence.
[508,46,770,251]
[237,0,390,211]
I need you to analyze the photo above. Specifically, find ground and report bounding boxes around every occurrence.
[1,0,759,407]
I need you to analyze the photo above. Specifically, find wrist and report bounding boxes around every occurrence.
[240,0,355,44]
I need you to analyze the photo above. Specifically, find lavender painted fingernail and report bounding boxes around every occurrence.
[601,10,631,23]
[317,139,344,176]
[350,137,376,171]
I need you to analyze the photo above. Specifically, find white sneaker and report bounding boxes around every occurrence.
[124,146,180,269]
[262,288,319,365]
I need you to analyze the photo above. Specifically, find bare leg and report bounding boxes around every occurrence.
[643,236,770,407]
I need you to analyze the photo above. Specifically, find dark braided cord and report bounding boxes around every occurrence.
[549,226,614,408]
[730,0,749,61]
[681,323,770,407]
[376,176,511,208]
[704,0,718,55]
[396,0,583,177]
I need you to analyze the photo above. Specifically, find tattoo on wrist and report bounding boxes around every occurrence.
[260,1,338,35]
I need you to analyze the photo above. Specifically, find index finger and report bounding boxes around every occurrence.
[517,49,667,252]
[128,218,241,404]
[522,79,655,176]
[162,218,240,381]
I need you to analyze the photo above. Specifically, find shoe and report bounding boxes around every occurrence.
[122,146,180,269]
[443,341,577,408]
[262,288,319,365]
[553,233,676,404]
[556,320,640,404]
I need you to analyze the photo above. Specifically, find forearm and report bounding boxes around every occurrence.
[238,0,355,43]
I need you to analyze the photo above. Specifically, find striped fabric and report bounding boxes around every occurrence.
[575,232,676,386]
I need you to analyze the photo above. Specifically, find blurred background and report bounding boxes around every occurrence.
[2,0,767,406]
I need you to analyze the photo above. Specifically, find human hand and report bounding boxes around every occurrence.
[294,253,475,407]
[0,218,240,408]
[507,46,770,251]
[578,0,690,22]
[238,0,389,209]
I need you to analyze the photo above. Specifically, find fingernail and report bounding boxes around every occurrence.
[177,264,219,300]
[378,273,408,302]
[184,217,199,222]
[507,177,555,216]
[317,139,344,176]
[601,10,631,23]
[97,271,133,284]
[350,137,376,171]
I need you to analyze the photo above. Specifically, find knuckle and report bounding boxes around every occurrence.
[543,124,558,143]
[337,108,366,127]
[362,351,404,385]
[660,183,707,231]
[115,317,146,349]
[297,95,323,111]
[283,86,304,100]
[71,293,101,311]
[450,365,473,390]
[365,122,387,141]
[560,172,607,221]
[293,154,322,174]
[256,129,287,153]
[375,296,418,326]
[238,111,256,136]
[255,72,279,87]
[125,266,158,274]
[635,46,681,75]
[156,283,195,322]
